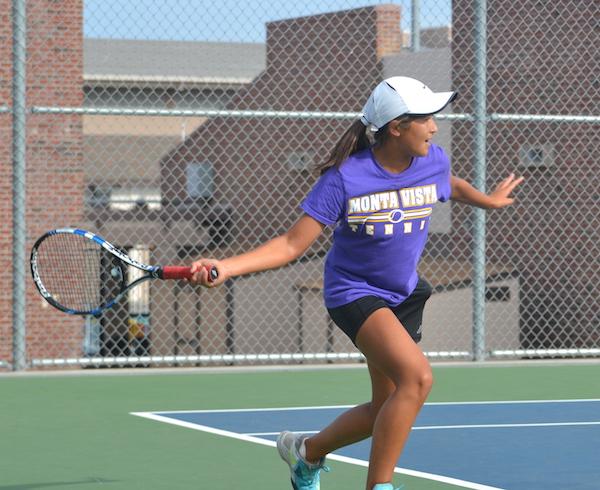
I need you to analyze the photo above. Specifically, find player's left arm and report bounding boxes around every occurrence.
[450,173,524,209]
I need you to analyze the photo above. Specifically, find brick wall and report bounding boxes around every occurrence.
[0,0,84,367]
[161,6,403,249]
[451,0,598,349]
[0,0,12,364]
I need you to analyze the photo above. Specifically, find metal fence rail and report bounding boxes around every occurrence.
[32,106,600,123]
[2,0,598,370]
[30,350,477,368]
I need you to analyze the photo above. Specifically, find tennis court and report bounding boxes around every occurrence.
[2,1,599,490]
[3,362,600,489]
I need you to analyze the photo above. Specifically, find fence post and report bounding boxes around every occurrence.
[411,0,421,52]
[12,0,27,371]
[472,0,487,361]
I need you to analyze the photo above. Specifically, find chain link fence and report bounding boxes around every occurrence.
[1,0,598,370]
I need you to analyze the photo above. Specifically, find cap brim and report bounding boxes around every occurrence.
[407,91,457,116]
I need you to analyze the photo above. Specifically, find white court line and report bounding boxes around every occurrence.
[149,398,600,415]
[423,398,600,406]
[414,421,600,430]
[131,411,504,490]
[244,421,600,436]
[131,400,600,489]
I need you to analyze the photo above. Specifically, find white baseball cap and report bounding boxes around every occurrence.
[360,76,457,130]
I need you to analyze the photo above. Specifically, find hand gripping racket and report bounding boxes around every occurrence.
[30,228,217,316]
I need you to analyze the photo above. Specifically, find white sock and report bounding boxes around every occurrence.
[299,438,308,460]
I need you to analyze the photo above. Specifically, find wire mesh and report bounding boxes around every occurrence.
[1,0,598,370]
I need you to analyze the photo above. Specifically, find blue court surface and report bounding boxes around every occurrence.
[132,399,600,490]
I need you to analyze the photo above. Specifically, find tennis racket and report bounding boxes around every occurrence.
[30,228,217,316]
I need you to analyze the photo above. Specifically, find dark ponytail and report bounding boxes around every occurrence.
[315,119,371,174]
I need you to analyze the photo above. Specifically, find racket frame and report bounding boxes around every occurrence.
[30,228,202,316]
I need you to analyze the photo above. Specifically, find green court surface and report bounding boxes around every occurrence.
[1,361,599,490]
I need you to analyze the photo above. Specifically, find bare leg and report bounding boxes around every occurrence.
[356,308,433,489]
[304,362,395,462]
[303,308,431,489]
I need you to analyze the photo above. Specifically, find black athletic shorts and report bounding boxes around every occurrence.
[327,278,433,346]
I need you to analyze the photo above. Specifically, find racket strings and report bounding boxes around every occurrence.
[35,234,121,312]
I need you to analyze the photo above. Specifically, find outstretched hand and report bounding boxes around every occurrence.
[487,173,525,208]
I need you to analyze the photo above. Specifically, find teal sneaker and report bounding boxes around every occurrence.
[373,484,404,490]
[277,431,329,490]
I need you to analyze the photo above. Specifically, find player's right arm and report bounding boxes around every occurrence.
[189,214,325,287]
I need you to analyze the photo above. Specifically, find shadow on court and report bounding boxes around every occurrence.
[0,478,118,489]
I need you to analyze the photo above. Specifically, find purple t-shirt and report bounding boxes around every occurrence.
[301,144,451,308]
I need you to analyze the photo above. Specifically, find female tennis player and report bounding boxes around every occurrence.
[189,76,523,490]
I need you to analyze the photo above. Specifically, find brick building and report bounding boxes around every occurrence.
[159,5,520,357]
[0,0,84,364]
[161,5,454,249]
[0,0,12,365]
[164,2,597,354]
[451,0,598,350]
[0,9,267,364]
[79,39,265,358]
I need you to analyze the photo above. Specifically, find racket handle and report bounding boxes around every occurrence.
[160,266,218,282]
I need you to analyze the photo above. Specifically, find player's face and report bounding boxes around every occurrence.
[396,116,438,157]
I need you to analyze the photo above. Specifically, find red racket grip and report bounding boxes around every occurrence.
[160,266,218,282]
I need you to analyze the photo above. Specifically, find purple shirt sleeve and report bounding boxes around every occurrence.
[436,147,452,202]
[300,167,345,226]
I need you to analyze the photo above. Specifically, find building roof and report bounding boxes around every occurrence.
[84,38,266,85]
[83,29,449,87]
[383,47,452,93]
